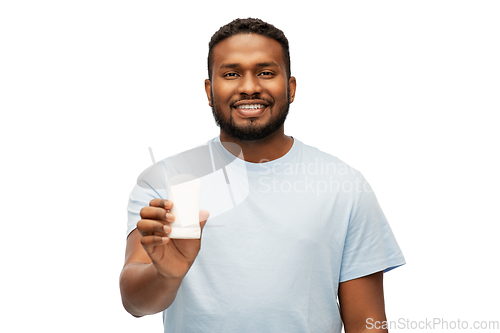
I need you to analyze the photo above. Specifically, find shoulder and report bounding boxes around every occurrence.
[294,138,363,180]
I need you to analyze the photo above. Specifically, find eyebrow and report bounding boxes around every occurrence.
[219,61,279,69]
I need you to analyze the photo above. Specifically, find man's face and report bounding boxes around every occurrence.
[205,33,296,141]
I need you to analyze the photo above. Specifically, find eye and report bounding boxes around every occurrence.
[258,71,275,78]
[223,72,239,78]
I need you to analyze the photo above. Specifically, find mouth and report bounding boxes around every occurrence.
[232,100,270,118]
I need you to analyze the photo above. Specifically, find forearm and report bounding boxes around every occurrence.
[119,262,183,317]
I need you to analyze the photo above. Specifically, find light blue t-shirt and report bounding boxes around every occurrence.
[127,136,405,333]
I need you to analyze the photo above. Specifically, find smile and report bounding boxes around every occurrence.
[236,104,266,110]
[233,104,268,118]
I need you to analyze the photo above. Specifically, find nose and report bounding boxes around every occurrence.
[237,74,262,95]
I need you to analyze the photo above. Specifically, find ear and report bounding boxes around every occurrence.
[204,79,212,107]
[288,76,296,103]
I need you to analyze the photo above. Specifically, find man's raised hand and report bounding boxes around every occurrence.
[137,199,209,279]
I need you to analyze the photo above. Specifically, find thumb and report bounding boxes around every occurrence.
[199,210,210,230]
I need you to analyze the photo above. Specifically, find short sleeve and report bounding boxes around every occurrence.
[339,176,405,282]
[126,162,169,237]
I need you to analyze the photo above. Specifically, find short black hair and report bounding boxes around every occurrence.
[207,18,291,81]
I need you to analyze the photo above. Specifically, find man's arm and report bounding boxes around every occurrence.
[119,229,183,317]
[338,271,388,333]
[119,199,209,317]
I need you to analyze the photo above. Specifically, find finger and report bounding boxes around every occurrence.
[149,198,173,210]
[140,206,175,222]
[137,219,172,236]
[140,235,170,250]
[199,210,210,230]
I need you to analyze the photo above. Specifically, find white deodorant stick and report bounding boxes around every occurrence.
[167,174,202,239]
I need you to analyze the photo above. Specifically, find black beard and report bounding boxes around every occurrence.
[211,89,290,142]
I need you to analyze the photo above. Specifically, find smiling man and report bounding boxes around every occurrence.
[120,18,405,333]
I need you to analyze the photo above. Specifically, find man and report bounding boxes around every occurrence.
[120,18,405,333]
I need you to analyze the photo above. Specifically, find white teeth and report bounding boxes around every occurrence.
[237,104,265,110]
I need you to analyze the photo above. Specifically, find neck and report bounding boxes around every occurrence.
[219,127,293,163]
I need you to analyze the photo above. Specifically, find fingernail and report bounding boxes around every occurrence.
[166,213,174,221]
[164,225,171,234]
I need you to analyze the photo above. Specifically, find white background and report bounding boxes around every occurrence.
[1,1,499,332]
